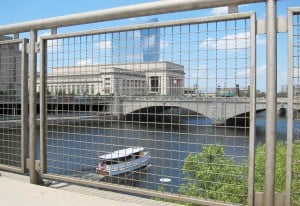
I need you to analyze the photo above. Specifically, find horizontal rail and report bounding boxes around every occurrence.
[42,12,254,40]
[289,7,300,13]
[0,0,265,35]
[41,173,235,206]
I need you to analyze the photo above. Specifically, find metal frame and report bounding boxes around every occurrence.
[0,38,28,174]
[286,7,300,206]
[0,0,265,35]
[0,0,287,205]
[39,12,256,206]
[264,1,277,206]
[29,31,38,184]
[248,12,257,206]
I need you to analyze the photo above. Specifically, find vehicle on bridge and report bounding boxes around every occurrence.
[96,147,151,176]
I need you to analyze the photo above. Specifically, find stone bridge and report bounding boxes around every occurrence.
[112,97,292,125]
[29,96,295,126]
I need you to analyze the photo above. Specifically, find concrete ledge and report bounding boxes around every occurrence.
[0,171,177,206]
[0,176,140,206]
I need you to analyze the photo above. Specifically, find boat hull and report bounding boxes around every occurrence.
[96,152,151,176]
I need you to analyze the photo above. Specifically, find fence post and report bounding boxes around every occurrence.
[264,0,277,205]
[21,39,29,174]
[248,12,257,206]
[29,30,38,184]
[285,8,295,206]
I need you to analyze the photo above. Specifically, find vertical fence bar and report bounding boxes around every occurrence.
[29,30,38,184]
[264,0,277,205]
[285,9,294,206]
[38,13,254,205]
[40,37,47,175]
[21,39,29,173]
[248,12,256,206]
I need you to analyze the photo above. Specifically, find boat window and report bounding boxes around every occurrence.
[133,152,141,158]
[101,151,141,165]
[103,156,131,165]
[103,160,118,165]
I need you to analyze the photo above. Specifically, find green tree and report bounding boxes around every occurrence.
[291,141,300,204]
[254,141,287,192]
[255,141,300,203]
[180,141,300,205]
[179,145,248,204]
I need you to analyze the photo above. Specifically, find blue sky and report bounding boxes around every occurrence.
[0,0,299,92]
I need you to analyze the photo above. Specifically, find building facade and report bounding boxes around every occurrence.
[141,18,160,62]
[111,18,160,64]
[38,61,184,97]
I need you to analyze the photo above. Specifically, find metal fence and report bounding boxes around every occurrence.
[38,12,255,205]
[1,0,300,205]
[287,8,300,206]
[0,39,28,173]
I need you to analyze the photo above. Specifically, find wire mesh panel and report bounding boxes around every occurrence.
[0,39,27,173]
[287,9,300,206]
[41,13,255,205]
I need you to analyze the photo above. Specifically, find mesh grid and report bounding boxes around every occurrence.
[0,40,23,169]
[291,12,300,206]
[42,16,253,204]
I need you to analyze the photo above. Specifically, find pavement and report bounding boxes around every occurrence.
[0,171,178,206]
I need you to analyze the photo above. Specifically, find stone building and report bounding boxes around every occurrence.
[38,61,185,97]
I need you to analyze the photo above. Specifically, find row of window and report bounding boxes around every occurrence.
[46,78,148,96]
[47,84,97,96]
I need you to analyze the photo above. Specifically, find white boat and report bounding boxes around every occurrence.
[96,147,151,176]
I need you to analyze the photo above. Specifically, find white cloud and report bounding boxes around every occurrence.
[160,40,169,49]
[39,32,51,40]
[200,32,266,50]
[210,7,228,16]
[256,64,267,91]
[200,32,250,50]
[143,35,156,48]
[257,35,266,45]
[134,30,141,38]
[127,54,142,62]
[257,64,266,75]
[76,59,93,66]
[95,40,112,50]
[209,5,250,16]
[237,68,251,78]
[237,65,266,78]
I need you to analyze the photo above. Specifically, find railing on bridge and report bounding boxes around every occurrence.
[0,39,28,173]
[0,0,299,206]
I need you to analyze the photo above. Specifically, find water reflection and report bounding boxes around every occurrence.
[0,111,294,192]
[45,114,249,192]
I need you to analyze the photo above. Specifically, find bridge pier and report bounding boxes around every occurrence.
[212,115,250,127]
[212,117,226,126]
[110,96,124,120]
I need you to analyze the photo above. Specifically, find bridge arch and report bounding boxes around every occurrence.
[121,98,268,126]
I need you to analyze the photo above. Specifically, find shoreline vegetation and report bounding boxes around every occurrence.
[178,141,300,205]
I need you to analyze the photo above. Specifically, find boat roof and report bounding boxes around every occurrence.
[99,147,144,160]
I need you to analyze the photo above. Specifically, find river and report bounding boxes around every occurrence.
[40,111,293,192]
[0,111,293,192]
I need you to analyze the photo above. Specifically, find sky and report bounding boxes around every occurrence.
[0,0,299,92]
